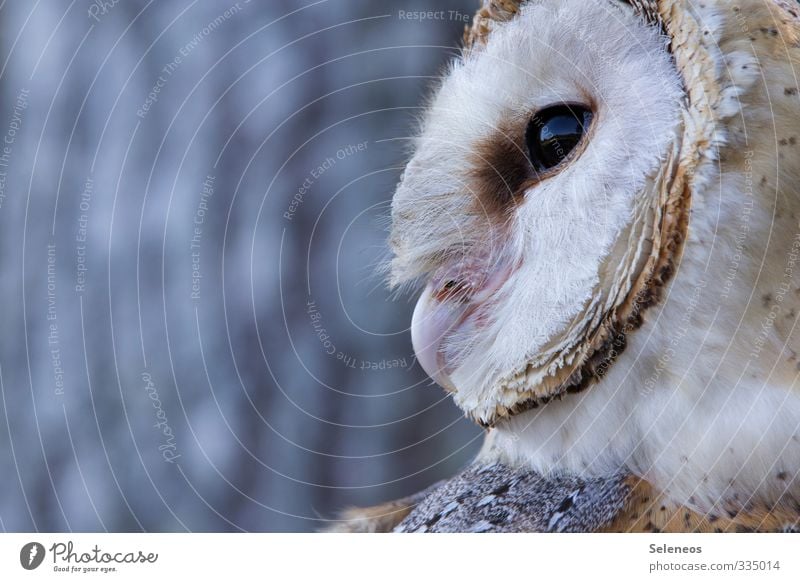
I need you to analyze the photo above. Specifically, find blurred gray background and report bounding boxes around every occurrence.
[0,0,481,532]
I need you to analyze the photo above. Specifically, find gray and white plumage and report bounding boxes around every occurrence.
[395,463,629,533]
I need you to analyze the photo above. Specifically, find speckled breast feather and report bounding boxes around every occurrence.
[395,464,631,532]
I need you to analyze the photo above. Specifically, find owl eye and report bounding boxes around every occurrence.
[525,104,594,173]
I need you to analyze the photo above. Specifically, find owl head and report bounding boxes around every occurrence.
[389,0,800,427]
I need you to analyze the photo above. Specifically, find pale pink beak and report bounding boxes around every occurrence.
[411,259,513,392]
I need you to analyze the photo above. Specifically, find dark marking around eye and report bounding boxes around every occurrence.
[470,121,532,216]
[469,103,594,219]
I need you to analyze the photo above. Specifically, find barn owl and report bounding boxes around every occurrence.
[334,0,800,532]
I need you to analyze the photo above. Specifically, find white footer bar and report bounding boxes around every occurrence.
[1,533,797,581]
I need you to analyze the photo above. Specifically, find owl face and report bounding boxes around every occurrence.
[390,0,684,423]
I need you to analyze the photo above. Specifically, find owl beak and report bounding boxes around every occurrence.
[411,285,460,392]
[411,262,513,393]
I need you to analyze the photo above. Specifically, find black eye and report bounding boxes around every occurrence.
[525,104,594,173]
